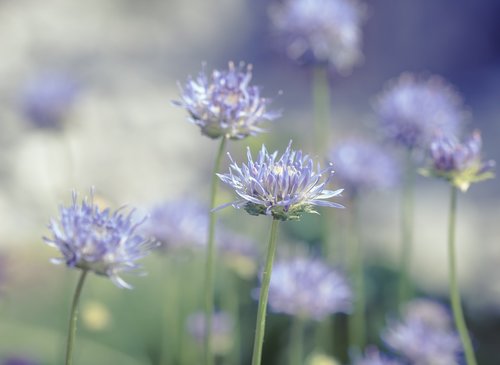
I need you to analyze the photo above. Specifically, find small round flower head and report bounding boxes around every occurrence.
[421,130,495,192]
[259,256,352,320]
[173,61,280,140]
[328,139,399,195]
[186,311,234,355]
[142,199,208,251]
[354,347,403,365]
[382,299,462,365]
[217,141,344,221]
[374,73,467,150]
[269,0,365,73]
[44,190,157,289]
[20,72,79,130]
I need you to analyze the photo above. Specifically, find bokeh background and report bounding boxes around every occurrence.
[1,0,499,364]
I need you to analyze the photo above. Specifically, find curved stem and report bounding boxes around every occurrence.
[447,186,477,365]
[290,316,305,365]
[65,270,88,365]
[204,136,227,365]
[251,219,280,365]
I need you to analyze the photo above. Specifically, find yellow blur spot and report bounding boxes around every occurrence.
[82,301,111,331]
[307,353,340,365]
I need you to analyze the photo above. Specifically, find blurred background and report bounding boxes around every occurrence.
[0,0,499,364]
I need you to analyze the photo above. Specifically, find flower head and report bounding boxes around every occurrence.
[186,311,234,355]
[269,0,365,73]
[421,130,495,192]
[173,61,280,140]
[354,347,403,365]
[258,256,352,320]
[217,141,344,221]
[382,299,462,365]
[21,72,79,130]
[44,190,157,289]
[328,139,399,195]
[374,73,467,150]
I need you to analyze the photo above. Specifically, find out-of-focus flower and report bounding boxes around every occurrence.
[217,141,344,221]
[82,300,112,331]
[420,130,495,192]
[269,0,365,73]
[218,231,259,279]
[173,61,280,140]
[186,311,234,355]
[328,139,399,195]
[382,299,462,365]
[44,190,157,289]
[354,348,403,365]
[374,73,467,151]
[2,357,39,365]
[20,72,79,130]
[258,256,351,320]
[306,352,340,365]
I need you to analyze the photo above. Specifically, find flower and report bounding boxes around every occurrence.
[421,130,495,191]
[218,231,259,279]
[328,139,399,195]
[20,72,79,130]
[44,190,157,289]
[258,256,352,320]
[217,141,344,221]
[382,299,462,365]
[186,311,234,355]
[268,0,365,73]
[374,73,467,150]
[354,347,403,365]
[173,61,280,140]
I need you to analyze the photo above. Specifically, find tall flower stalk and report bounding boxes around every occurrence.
[65,270,88,365]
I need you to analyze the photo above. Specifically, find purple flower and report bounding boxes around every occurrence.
[259,256,352,320]
[422,130,495,192]
[20,72,79,130]
[269,0,365,73]
[328,139,399,194]
[186,311,234,355]
[374,73,467,150]
[217,141,344,221]
[354,347,403,365]
[173,62,280,140]
[382,299,462,365]
[44,190,157,289]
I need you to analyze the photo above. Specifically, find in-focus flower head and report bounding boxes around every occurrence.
[186,311,234,355]
[258,256,352,320]
[382,299,462,365]
[328,138,399,195]
[269,0,365,73]
[374,73,467,150]
[21,72,79,130]
[354,347,403,365]
[217,141,344,221]
[421,130,495,192]
[173,61,280,140]
[44,190,157,289]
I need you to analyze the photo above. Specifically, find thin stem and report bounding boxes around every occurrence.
[290,317,305,365]
[204,136,228,365]
[398,150,415,307]
[251,219,280,365]
[65,270,88,365]
[312,66,332,155]
[447,186,477,365]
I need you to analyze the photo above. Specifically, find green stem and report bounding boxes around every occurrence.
[65,270,88,365]
[447,186,477,365]
[204,136,228,365]
[312,66,331,155]
[251,219,280,365]
[398,150,415,307]
[347,195,365,350]
[290,317,305,365]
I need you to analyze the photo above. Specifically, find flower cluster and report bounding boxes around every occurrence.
[44,191,157,289]
[217,141,344,221]
[421,130,495,191]
[382,299,462,365]
[186,311,234,355]
[374,73,466,150]
[173,61,280,140]
[269,0,365,73]
[260,256,352,320]
[328,139,399,195]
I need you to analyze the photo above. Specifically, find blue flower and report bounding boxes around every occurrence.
[44,190,157,289]
[217,141,344,221]
[259,256,352,320]
[269,0,365,73]
[354,347,403,365]
[328,138,399,195]
[374,73,467,150]
[173,62,280,140]
[421,130,495,191]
